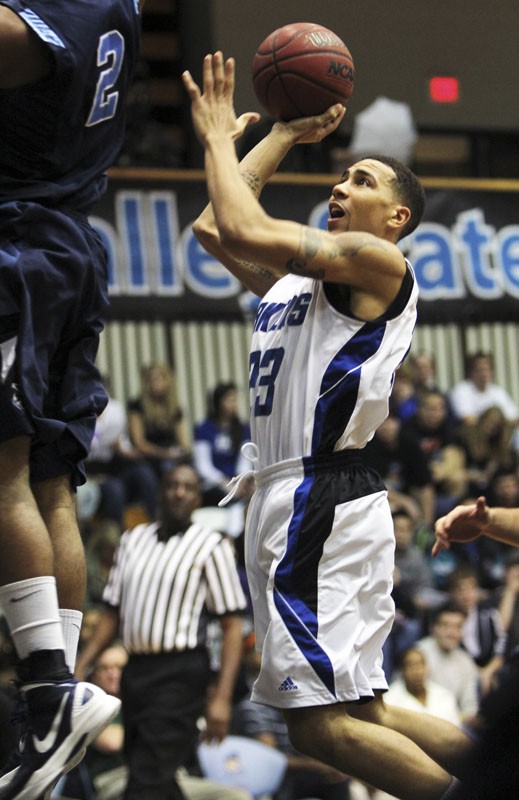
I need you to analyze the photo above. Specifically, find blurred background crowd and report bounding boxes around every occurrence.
[2,347,519,800]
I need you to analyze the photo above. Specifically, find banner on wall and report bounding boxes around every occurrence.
[93,171,519,324]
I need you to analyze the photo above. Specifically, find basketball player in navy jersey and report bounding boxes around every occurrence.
[184,54,473,800]
[0,2,142,798]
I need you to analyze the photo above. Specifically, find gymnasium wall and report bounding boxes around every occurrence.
[194,0,519,134]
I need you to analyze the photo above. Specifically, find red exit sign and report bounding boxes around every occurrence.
[429,76,460,103]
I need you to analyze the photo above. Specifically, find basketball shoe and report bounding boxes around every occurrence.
[0,679,120,800]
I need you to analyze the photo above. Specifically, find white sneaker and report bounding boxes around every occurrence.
[0,680,120,800]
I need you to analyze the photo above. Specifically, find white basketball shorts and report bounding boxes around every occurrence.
[245,451,395,708]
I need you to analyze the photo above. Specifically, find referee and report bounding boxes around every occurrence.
[76,463,248,800]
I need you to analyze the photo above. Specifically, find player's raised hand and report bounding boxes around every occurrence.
[273,103,346,145]
[183,52,260,145]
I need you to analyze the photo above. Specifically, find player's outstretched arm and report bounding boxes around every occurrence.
[432,498,488,556]
[0,6,52,88]
[433,496,519,556]
[190,62,345,298]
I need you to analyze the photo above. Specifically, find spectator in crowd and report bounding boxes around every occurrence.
[127,363,191,479]
[383,510,438,681]
[401,390,468,516]
[461,406,517,498]
[388,365,417,422]
[495,550,519,660]
[364,414,436,526]
[193,382,251,507]
[78,607,104,657]
[82,389,159,525]
[408,352,442,397]
[234,635,351,800]
[416,603,480,722]
[474,468,519,587]
[446,566,506,695]
[85,521,122,608]
[393,510,437,611]
[385,647,461,727]
[449,352,519,426]
[390,352,454,426]
[76,464,247,800]
[486,466,519,508]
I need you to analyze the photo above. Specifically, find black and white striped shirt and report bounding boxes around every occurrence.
[103,522,247,654]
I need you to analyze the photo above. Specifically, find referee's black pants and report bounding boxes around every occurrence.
[121,648,211,800]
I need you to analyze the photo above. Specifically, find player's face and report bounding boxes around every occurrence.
[327,159,401,237]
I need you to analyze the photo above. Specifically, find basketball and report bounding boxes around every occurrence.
[252,22,355,121]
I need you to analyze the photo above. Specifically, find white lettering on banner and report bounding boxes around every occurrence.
[91,190,519,303]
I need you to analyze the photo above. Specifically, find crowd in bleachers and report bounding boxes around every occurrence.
[2,349,519,800]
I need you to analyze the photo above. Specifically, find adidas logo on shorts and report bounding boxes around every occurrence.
[278,676,298,692]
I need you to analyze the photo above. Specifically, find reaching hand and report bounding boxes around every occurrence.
[432,496,489,556]
[273,103,346,145]
[182,52,260,145]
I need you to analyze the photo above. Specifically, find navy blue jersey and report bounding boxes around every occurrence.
[0,0,140,213]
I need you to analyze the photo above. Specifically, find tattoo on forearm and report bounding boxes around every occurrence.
[239,260,275,281]
[240,170,261,197]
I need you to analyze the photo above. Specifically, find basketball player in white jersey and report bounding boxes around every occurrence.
[183,53,472,800]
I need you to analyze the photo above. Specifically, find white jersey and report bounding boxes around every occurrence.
[249,262,418,469]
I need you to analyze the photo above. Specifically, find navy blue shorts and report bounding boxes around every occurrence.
[0,201,109,487]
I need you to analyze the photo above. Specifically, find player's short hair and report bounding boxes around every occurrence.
[366,154,426,241]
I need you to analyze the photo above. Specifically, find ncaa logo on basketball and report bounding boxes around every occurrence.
[327,61,355,82]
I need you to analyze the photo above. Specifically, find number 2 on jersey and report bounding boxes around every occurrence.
[86,31,125,127]
[249,348,285,416]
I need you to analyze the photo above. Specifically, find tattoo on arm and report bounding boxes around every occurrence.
[240,170,261,197]
[286,227,326,279]
[239,260,276,281]
[286,228,387,279]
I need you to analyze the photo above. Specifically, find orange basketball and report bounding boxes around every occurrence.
[252,22,355,121]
